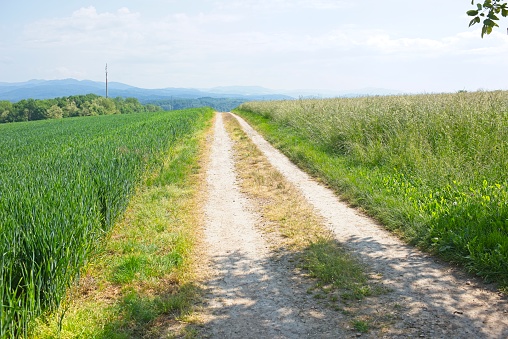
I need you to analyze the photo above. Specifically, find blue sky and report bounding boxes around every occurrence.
[1,0,507,93]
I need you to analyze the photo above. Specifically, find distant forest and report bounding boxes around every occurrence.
[0,95,247,124]
[0,94,160,123]
[143,97,247,112]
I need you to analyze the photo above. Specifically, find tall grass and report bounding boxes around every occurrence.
[0,108,212,337]
[235,91,508,286]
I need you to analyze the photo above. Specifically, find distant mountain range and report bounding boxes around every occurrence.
[0,79,403,102]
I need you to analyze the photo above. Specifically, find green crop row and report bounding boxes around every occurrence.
[0,108,213,338]
[234,91,508,287]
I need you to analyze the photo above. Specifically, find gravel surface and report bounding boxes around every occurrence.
[198,112,508,338]
[199,113,347,338]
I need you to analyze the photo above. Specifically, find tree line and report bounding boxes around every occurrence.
[146,97,246,112]
[0,94,161,123]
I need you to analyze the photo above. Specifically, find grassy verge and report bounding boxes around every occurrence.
[233,92,508,288]
[32,109,214,338]
[222,113,389,332]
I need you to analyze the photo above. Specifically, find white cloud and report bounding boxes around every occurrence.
[305,27,508,60]
[24,6,143,46]
[11,3,508,91]
[22,6,508,70]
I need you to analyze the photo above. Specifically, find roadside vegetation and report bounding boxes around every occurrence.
[0,108,213,337]
[234,91,508,288]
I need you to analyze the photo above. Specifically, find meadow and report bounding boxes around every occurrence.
[0,108,212,337]
[235,91,508,287]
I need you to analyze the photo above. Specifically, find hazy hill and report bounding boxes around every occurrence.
[0,79,404,103]
[0,79,294,102]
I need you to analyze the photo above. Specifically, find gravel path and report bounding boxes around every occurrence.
[200,113,346,338]
[199,112,508,338]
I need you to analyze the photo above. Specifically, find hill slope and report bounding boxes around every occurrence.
[0,79,294,102]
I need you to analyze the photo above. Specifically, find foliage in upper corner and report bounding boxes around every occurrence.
[468,0,508,37]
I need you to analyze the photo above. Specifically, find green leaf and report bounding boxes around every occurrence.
[477,3,483,10]
[469,16,483,27]
[467,10,479,16]
[484,18,499,27]
[502,8,508,17]
[488,12,500,20]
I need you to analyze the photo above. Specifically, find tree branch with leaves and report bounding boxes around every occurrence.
[468,0,508,37]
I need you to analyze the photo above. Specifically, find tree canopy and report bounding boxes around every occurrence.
[0,95,160,124]
[468,1,508,37]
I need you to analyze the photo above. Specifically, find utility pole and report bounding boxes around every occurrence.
[105,63,108,98]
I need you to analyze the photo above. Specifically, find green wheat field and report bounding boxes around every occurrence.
[0,108,211,337]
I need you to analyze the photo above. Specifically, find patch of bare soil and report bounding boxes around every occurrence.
[196,112,507,338]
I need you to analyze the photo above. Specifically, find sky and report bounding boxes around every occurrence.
[1,0,507,94]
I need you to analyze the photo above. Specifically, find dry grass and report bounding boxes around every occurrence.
[223,113,330,250]
[223,113,376,291]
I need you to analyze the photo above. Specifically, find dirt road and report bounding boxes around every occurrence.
[198,112,508,338]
